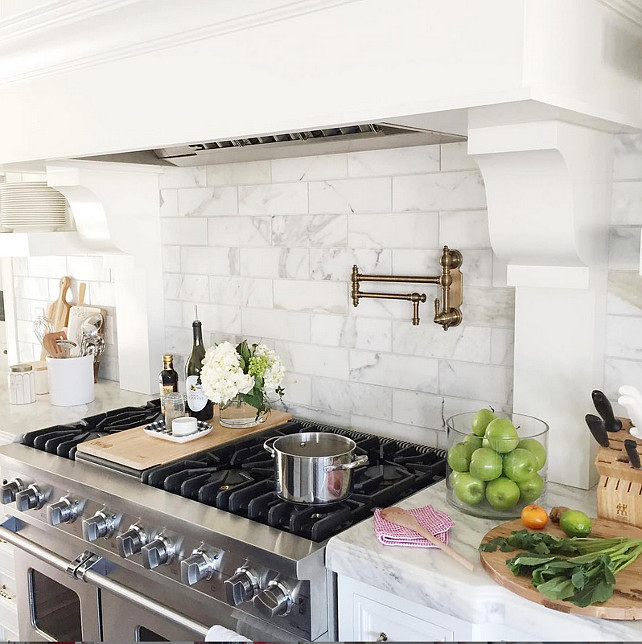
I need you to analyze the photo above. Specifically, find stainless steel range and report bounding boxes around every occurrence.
[0,401,446,641]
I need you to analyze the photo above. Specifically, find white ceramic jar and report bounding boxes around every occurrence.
[8,364,36,405]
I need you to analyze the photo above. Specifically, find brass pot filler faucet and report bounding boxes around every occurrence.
[351,246,463,329]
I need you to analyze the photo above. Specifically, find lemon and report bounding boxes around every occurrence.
[559,510,592,537]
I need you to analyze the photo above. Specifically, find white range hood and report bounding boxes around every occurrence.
[0,0,641,489]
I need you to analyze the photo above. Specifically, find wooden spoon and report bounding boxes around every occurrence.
[380,506,474,572]
[77,282,86,307]
[43,331,67,358]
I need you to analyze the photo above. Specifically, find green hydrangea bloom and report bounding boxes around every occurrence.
[248,355,269,378]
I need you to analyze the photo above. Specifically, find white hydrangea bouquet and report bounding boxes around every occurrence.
[200,340,285,420]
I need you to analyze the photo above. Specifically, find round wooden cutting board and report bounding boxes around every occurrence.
[480,517,642,620]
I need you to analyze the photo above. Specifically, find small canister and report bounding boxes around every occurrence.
[8,364,36,405]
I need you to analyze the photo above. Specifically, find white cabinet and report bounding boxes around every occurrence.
[338,576,472,642]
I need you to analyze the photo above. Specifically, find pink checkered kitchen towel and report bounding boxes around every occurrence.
[374,505,454,548]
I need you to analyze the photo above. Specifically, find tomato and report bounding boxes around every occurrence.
[521,504,549,530]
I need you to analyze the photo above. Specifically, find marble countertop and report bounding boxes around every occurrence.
[326,480,642,640]
[0,380,154,444]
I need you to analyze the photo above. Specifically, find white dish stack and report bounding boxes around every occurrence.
[0,182,67,232]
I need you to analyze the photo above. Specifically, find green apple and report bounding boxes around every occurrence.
[452,472,486,505]
[471,408,496,437]
[463,434,483,455]
[517,438,547,471]
[503,448,537,483]
[484,417,519,454]
[469,447,503,481]
[447,442,472,472]
[482,438,490,448]
[517,473,544,503]
[449,471,461,487]
[486,476,520,510]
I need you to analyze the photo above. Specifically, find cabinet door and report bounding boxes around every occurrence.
[353,593,454,642]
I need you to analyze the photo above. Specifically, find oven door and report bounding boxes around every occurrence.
[13,548,101,642]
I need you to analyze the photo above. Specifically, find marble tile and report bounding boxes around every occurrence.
[348,212,439,249]
[393,171,486,212]
[241,307,310,343]
[209,276,273,308]
[161,217,208,246]
[66,256,112,282]
[206,161,271,186]
[27,256,67,278]
[13,276,53,301]
[613,134,642,181]
[606,315,642,359]
[607,271,642,315]
[311,315,392,352]
[180,302,241,335]
[239,182,308,215]
[159,167,206,189]
[159,189,178,217]
[180,247,239,276]
[163,274,209,302]
[309,178,391,214]
[98,356,119,382]
[309,248,391,281]
[271,214,347,247]
[349,413,440,446]
[609,226,641,270]
[347,146,439,177]
[311,378,392,419]
[274,341,349,380]
[177,186,238,217]
[162,246,181,273]
[280,372,312,406]
[164,326,193,365]
[611,181,642,225]
[439,360,513,404]
[350,349,439,392]
[164,300,182,327]
[277,401,351,427]
[273,279,347,314]
[604,357,642,406]
[207,216,271,247]
[490,327,514,365]
[440,141,478,171]
[392,321,491,361]
[239,248,309,279]
[439,209,490,248]
[462,286,515,327]
[271,154,347,182]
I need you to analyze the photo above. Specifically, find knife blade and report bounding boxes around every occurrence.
[624,439,641,469]
[585,414,610,448]
[592,390,623,433]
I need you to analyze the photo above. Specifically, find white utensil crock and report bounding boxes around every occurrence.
[46,355,95,406]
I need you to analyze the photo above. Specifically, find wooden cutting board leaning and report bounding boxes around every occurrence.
[76,409,292,471]
[40,276,71,359]
[480,517,642,620]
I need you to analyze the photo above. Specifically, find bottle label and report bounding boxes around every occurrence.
[186,375,207,412]
[159,385,174,413]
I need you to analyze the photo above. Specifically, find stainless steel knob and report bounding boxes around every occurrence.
[141,535,174,569]
[225,568,260,605]
[253,581,292,618]
[0,478,24,504]
[82,510,117,541]
[180,549,219,586]
[15,484,45,511]
[116,525,148,558]
[47,497,79,526]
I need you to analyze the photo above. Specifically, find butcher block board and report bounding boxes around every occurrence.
[480,517,642,620]
[76,409,292,471]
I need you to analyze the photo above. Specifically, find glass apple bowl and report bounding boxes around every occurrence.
[446,412,549,519]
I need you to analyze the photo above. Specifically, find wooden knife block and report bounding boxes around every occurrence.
[594,417,642,527]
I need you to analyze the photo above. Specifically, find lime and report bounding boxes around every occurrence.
[559,510,592,537]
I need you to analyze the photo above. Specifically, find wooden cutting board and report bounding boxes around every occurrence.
[47,276,72,331]
[480,517,642,620]
[76,409,292,471]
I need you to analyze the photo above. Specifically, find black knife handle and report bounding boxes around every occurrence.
[625,439,641,469]
[592,390,623,432]
[585,414,610,448]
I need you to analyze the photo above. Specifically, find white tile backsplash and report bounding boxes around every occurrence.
[239,183,308,215]
[177,186,238,217]
[348,212,439,249]
[393,171,486,212]
[309,178,391,214]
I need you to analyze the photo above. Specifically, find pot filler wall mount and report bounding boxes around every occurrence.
[351,245,463,328]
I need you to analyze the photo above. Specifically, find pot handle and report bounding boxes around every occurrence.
[263,436,279,457]
[324,454,369,472]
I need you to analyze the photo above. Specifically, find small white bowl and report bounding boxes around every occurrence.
[172,416,197,436]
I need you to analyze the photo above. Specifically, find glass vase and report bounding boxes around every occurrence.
[446,412,549,519]
[219,394,266,428]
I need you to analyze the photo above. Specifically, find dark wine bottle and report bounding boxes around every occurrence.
[158,354,178,414]
[185,306,213,421]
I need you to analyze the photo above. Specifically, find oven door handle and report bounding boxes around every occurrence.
[0,525,209,638]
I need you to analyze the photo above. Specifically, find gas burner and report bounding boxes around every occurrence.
[363,463,408,485]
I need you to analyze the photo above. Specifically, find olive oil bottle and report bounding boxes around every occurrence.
[158,354,178,414]
[185,306,213,421]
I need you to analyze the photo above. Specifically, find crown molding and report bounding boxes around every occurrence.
[596,0,642,27]
[0,0,360,86]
